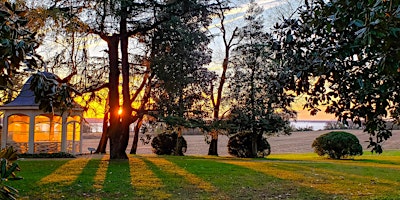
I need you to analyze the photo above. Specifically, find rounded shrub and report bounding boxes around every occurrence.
[312,131,363,159]
[228,132,271,158]
[151,132,187,156]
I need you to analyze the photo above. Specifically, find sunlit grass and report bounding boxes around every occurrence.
[93,155,108,189]
[129,156,171,199]
[39,158,90,186]
[7,151,400,199]
[166,156,323,199]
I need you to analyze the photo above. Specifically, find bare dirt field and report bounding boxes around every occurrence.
[82,130,400,156]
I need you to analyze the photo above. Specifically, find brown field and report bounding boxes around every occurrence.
[82,130,400,156]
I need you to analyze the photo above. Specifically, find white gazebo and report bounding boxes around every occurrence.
[0,72,83,154]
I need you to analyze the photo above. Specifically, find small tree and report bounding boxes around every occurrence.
[312,131,363,159]
[227,1,295,158]
[207,0,240,156]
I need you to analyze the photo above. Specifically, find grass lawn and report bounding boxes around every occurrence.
[7,151,400,200]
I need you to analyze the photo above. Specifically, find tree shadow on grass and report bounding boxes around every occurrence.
[168,157,339,200]
[101,159,132,200]
[142,156,214,199]
[264,161,400,199]
[9,159,70,199]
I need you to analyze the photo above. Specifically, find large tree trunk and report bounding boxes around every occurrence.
[130,117,143,154]
[105,34,128,159]
[109,121,128,159]
[112,4,131,160]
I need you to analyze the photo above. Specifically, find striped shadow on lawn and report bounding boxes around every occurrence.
[7,151,400,199]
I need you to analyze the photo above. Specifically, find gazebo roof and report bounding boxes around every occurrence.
[0,72,59,109]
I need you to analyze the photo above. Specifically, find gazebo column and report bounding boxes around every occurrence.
[28,113,35,154]
[61,114,67,152]
[1,112,9,149]
[72,122,76,154]
[79,120,83,154]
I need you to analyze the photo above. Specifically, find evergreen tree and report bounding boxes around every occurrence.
[228,1,295,157]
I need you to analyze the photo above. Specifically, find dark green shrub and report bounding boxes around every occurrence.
[151,132,187,156]
[312,131,363,159]
[228,132,271,158]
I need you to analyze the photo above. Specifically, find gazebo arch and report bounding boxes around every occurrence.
[0,72,83,154]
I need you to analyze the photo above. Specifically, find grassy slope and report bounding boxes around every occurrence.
[7,151,400,200]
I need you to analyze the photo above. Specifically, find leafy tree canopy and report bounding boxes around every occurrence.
[273,0,400,153]
[0,1,41,103]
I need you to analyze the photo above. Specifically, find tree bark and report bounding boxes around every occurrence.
[251,133,258,158]
[114,2,131,160]
[208,130,218,156]
[208,55,229,156]
[214,58,228,119]
[95,111,109,154]
[208,5,239,155]
[130,117,143,154]
[250,59,257,158]
[106,34,128,159]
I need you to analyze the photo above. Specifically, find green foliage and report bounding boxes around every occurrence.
[227,108,292,136]
[150,4,214,120]
[161,116,206,130]
[151,132,187,156]
[29,72,76,113]
[0,1,40,71]
[273,0,400,153]
[228,132,271,158]
[312,131,363,159]
[0,1,41,104]
[0,147,23,200]
[0,146,18,162]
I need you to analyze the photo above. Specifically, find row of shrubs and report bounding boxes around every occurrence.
[151,131,363,159]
